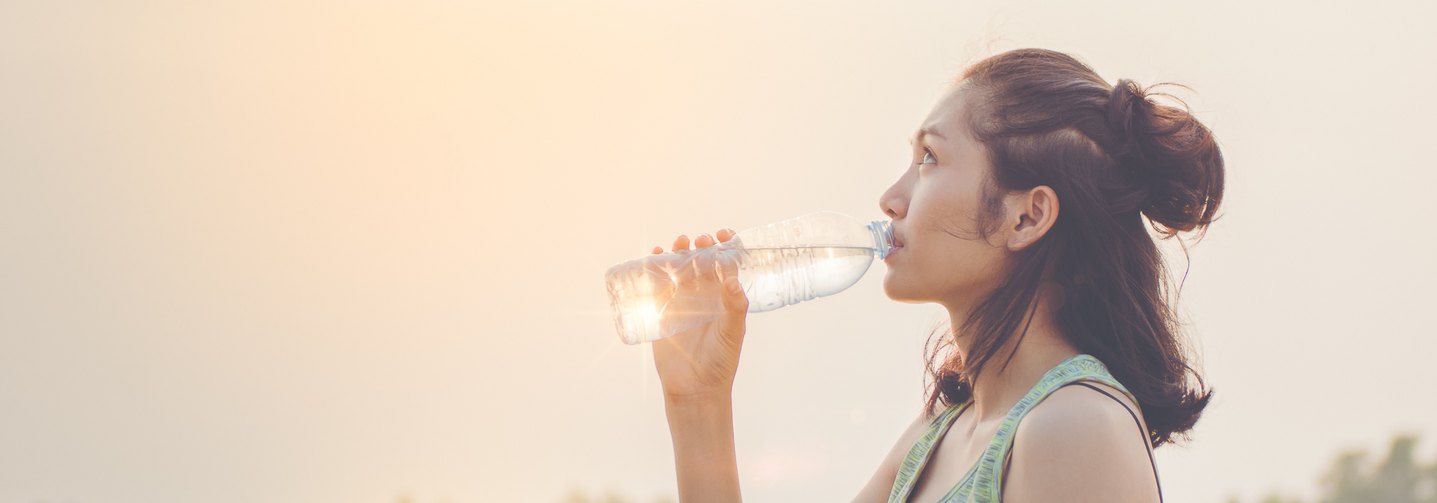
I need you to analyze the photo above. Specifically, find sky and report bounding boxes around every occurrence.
[2,1,1435,502]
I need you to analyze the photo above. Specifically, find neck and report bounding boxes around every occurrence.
[945,280,1079,422]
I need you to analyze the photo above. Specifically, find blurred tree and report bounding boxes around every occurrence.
[558,487,591,503]
[1319,434,1428,503]
[1319,449,1375,503]
[1256,494,1304,503]
[1233,433,1436,503]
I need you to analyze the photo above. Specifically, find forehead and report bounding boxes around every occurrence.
[915,85,974,143]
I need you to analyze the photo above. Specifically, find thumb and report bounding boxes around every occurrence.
[717,253,747,312]
[713,242,749,347]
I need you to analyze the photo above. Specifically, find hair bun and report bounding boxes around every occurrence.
[1105,78,1225,238]
[1105,79,1149,162]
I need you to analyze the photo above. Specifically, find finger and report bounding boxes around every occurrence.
[672,234,690,253]
[652,246,663,254]
[683,233,722,284]
[719,254,749,335]
[717,228,735,242]
[717,250,741,285]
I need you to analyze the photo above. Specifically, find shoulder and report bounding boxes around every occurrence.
[1001,382,1159,503]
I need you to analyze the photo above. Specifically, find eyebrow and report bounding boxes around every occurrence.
[909,126,948,145]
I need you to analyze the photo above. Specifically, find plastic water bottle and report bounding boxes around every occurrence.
[603,211,895,345]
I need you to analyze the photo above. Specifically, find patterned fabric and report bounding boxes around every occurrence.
[887,354,1142,502]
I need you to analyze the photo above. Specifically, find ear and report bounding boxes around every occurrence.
[1004,185,1059,252]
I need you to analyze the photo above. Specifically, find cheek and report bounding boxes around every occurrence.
[911,198,982,248]
[894,176,1000,286]
[907,225,1003,284]
[910,176,984,232]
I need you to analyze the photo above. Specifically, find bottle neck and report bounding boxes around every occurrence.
[867,219,894,259]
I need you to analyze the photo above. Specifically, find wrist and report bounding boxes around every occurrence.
[663,387,734,408]
[661,387,741,502]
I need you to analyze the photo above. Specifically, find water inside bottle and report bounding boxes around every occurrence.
[607,244,882,344]
[735,245,878,312]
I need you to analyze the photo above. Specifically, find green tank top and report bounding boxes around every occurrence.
[887,353,1154,503]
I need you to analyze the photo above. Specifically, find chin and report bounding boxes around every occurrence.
[881,273,928,304]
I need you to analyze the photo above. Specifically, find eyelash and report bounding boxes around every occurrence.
[918,148,936,165]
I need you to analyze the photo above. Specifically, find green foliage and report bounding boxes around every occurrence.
[1258,495,1304,503]
[1234,433,1437,503]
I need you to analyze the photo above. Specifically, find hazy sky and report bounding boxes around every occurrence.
[3,1,1434,502]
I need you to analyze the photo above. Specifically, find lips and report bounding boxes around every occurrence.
[886,230,905,260]
[884,244,903,262]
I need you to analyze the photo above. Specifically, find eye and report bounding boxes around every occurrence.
[920,149,937,165]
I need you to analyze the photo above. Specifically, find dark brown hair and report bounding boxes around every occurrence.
[921,48,1224,448]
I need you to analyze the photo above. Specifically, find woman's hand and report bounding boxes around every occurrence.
[649,229,749,401]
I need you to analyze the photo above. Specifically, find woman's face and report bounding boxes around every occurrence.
[878,85,1013,309]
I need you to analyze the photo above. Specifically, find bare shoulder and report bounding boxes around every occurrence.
[1001,383,1160,503]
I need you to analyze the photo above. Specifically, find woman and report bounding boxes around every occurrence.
[646,48,1223,502]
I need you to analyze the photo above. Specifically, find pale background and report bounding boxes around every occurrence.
[2,1,1433,502]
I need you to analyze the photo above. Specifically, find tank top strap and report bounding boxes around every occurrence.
[960,353,1136,502]
[887,400,971,503]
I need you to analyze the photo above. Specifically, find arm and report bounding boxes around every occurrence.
[664,392,742,503]
[647,230,749,502]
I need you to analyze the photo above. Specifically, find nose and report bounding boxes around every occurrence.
[879,180,907,220]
